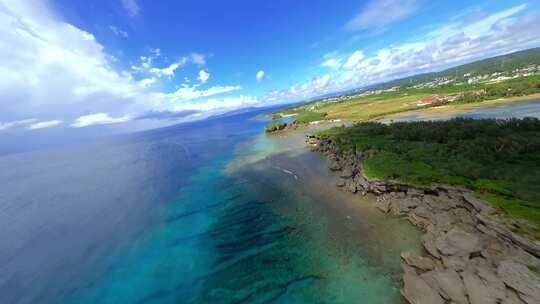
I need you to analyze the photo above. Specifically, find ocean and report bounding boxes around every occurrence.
[0,109,420,304]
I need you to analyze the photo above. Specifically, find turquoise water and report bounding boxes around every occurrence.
[0,110,420,303]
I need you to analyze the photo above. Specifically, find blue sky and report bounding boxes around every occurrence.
[1,0,540,134]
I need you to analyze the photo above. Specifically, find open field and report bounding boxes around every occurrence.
[270,75,540,125]
[381,92,540,119]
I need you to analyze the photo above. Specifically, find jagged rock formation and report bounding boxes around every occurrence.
[306,134,540,304]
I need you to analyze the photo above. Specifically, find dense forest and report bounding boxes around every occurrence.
[316,118,540,236]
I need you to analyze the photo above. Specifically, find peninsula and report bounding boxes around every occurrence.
[266,48,540,304]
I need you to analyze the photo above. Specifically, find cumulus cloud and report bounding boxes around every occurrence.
[267,4,540,106]
[345,0,417,32]
[0,0,157,127]
[149,59,187,77]
[174,96,260,112]
[342,51,365,70]
[109,25,128,38]
[27,120,62,130]
[138,77,157,88]
[191,53,206,66]
[320,58,342,69]
[71,113,131,128]
[2,0,539,132]
[120,0,140,17]
[263,74,333,103]
[166,85,241,101]
[335,4,539,90]
[256,70,265,82]
[198,70,210,83]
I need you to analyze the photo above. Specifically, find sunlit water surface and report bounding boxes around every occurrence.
[1,110,421,304]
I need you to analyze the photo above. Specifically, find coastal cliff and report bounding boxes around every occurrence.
[306,133,540,304]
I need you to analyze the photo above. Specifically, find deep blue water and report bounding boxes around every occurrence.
[0,111,265,303]
[0,110,419,304]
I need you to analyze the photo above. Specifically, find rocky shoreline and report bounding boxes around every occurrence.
[305,134,540,304]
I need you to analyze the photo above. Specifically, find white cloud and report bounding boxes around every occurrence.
[256,70,265,82]
[0,119,37,131]
[2,1,539,133]
[71,113,131,128]
[120,0,140,17]
[109,25,128,38]
[138,77,157,88]
[320,58,342,69]
[334,4,539,90]
[275,4,540,104]
[191,53,206,66]
[149,59,187,77]
[174,95,260,112]
[166,85,241,101]
[27,120,62,130]
[150,48,161,57]
[342,50,365,70]
[198,70,210,83]
[0,0,158,126]
[345,0,417,32]
[263,74,333,103]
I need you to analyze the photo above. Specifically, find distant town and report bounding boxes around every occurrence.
[303,63,540,111]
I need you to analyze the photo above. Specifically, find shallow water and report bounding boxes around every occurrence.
[385,99,540,122]
[0,110,420,303]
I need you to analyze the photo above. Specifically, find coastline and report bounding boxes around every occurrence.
[304,133,540,304]
[268,93,540,133]
[227,124,424,302]
[379,93,540,122]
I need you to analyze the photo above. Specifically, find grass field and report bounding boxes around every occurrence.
[270,75,540,124]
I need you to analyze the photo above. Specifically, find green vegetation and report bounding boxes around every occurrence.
[269,48,540,123]
[315,118,540,234]
[265,121,287,133]
[381,47,540,89]
[294,112,327,124]
[456,75,540,104]
[270,75,540,122]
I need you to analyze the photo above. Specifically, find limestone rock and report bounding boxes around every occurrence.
[345,180,357,193]
[476,214,540,258]
[408,213,432,230]
[336,178,346,187]
[407,188,425,197]
[401,273,445,304]
[441,255,468,272]
[340,168,354,178]
[503,288,526,304]
[424,195,455,211]
[401,197,421,210]
[432,211,454,231]
[510,247,540,269]
[436,227,482,257]
[401,252,435,271]
[462,270,502,304]
[376,200,391,214]
[422,232,441,259]
[421,269,468,304]
[412,204,435,219]
[452,207,476,226]
[463,193,496,215]
[329,160,342,171]
[497,260,540,304]
[476,265,506,300]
